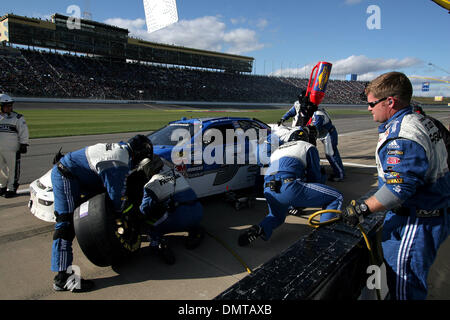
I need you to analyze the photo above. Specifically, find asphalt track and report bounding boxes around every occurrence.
[1,102,449,301]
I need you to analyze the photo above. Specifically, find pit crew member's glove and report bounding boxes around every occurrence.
[19,144,28,154]
[342,200,371,227]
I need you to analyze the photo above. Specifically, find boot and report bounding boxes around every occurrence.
[53,271,94,292]
[185,226,205,250]
[4,190,16,198]
[238,225,263,247]
[149,237,176,265]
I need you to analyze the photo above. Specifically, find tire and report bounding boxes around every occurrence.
[73,193,141,267]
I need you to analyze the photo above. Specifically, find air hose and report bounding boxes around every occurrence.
[206,230,253,274]
[307,209,381,300]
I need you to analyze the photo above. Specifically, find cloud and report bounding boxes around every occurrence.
[104,16,265,55]
[270,55,423,79]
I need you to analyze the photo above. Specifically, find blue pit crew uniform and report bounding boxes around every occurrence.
[259,140,343,240]
[310,108,345,180]
[50,142,132,272]
[373,107,449,300]
[139,166,203,245]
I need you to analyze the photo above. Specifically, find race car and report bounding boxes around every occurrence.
[28,116,272,223]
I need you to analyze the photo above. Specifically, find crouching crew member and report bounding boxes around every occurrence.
[238,128,343,246]
[139,155,204,265]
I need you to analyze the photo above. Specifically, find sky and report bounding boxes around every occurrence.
[2,0,450,97]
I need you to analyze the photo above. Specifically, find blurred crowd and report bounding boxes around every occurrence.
[0,48,368,104]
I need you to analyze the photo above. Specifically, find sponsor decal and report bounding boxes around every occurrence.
[387,178,404,184]
[387,140,400,149]
[393,185,402,193]
[387,150,404,155]
[387,157,400,165]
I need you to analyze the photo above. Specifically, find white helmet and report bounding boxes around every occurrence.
[0,93,14,104]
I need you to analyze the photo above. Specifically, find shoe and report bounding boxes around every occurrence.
[288,207,305,216]
[238,225,263,247]
[4,190,16,198]
[0,188,6,197]
[149,238,176,265]
[185,226,205,250]
[53,271,94,293]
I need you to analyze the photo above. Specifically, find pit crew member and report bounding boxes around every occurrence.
[342,72,450,300]
[50,134,153,292]
[139,155,204,265]
[238,128,343,246]
[0,94,29,197]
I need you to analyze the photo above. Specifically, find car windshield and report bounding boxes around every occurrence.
[148,123,196,146]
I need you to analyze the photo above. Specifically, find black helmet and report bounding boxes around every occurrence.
[127,135,153,164]
[288,128,309,142]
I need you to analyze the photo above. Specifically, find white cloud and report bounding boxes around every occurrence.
[270,55,423,79]
[270,55,450,96]
[104,16,265,55]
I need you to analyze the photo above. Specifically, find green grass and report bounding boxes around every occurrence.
[18,108,370,139]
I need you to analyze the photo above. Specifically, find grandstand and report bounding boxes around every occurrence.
[0,13,368,104]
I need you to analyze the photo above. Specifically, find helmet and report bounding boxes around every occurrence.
[0,94,14,113]
[127,135,153,165]
[297,89,307,101]
[288,127,309,142]
[0,93,14,104]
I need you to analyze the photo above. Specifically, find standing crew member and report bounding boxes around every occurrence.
[307,105,345,182]
[238,128,343,246]
[50,134,153,292]
[342,72,449,300]
[278,90,312,128]
[0,94,29,198]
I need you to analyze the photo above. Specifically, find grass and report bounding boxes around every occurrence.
[18,108,371,139]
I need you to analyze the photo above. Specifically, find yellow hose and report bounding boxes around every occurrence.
[206,230,253,274]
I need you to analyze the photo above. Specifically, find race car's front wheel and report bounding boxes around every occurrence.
[73,193,141,267]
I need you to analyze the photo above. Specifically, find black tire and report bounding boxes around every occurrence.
[73,193,141,267]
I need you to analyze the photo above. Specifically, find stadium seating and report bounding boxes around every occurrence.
[0,48,368,104]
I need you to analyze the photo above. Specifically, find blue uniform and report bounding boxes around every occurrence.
[51,142,132,272]
[259,140,343,240]
[310,108,345,180]
[140,166,203,244]
[373,107,450,300]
